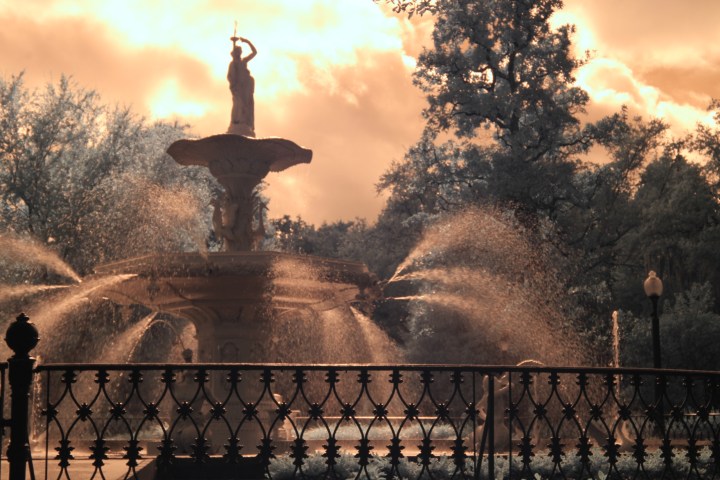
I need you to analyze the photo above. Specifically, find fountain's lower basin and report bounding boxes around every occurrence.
[93,251,377,362]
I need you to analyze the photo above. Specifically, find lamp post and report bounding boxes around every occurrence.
[643,271,663,369]
[643,271,665,435]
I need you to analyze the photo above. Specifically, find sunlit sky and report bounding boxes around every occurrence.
[2,0,720,224]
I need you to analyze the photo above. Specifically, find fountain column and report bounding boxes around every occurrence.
[168,135,311,253]
[165,33,312,362]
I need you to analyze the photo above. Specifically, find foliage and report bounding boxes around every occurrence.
[268,448,717,479]
[3,0,720,371]
[269,215,362,258]
[693,99,720,187]
[620,283,720,370]
[0,73,217,277]
[380,0,592,221]
[417,0,587,142]
[253,0,720,370]
[370,0,720,368]
[375,0,438,17]
[390,206,584,366]
[267,1,720,369]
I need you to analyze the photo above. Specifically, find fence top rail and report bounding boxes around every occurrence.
[33,362,720,377]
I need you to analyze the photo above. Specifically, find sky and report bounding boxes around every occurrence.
[1,0,719,225]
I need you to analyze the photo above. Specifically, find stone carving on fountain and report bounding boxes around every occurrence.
[168,134,311,251]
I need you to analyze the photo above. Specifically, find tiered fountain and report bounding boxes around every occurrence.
[94,33,378,365]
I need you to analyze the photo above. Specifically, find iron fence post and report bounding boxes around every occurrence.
[5,313,39,480]
[487,374,495,480]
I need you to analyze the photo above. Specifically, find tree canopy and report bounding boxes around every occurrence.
[0,73,217,278]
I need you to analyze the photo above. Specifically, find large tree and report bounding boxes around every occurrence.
[0,73,217,277]
[381,0,591,218]
[371,0,720,366]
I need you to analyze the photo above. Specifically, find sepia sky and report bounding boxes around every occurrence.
[1,0,719,224]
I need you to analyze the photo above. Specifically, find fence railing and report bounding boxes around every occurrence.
[4,313,720,479]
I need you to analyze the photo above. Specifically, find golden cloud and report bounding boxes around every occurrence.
[0,1,426,224]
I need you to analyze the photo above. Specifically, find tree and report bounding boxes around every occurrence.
[381,0,591,219]
[555,113,668,316]
[617,148,720,305]
[694,99,720,190]
[377,0,438,16]
[376,1,720,366]
[0,73,217,276]
[270,215,328,255]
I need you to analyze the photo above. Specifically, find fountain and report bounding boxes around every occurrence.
[0,22,711,480]
[6,34,384,477]
[90,33,379,366]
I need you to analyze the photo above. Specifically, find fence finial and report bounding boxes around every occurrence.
[5,312,38,480]
[5,312,39,358]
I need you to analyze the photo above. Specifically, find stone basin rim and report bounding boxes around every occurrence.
[92,251,374,286]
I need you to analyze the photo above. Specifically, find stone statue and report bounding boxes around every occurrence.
[227,34,257,137]
[166,32,312,252]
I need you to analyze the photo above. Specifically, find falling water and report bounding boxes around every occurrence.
[612,310,620,368]
[96,175,212,256]
[0,234,82,283]
[24,274,137,355]
[612,310,621,400]
[350,306,402,364]
[0,273,136,368]
[143,182,210,254]
[0,284,69,303]
[266,255,400,364]
[318,308,370,362]
[388,210,513,284]
[126,317,188,362]
[102,312,158,363]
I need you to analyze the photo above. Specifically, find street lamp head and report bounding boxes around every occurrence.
[644,270,663,298]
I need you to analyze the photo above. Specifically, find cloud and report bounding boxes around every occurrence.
[576,58,713,136]
[0,1,428,224]
[175,54,426,226]
[258,51,425,224]
[564,0,720,67]
[6,0,718,223]
[637,64,720,108]
[194,50,426,225]
[0,14,218,119]
[558,1,718,135]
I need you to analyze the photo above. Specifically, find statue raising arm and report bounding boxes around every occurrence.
[239,37,257,63]
[227,33,258,137]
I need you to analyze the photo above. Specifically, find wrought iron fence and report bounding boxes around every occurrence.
[0,363,7,479]
[25,364,720,479]
[3,313,720,479]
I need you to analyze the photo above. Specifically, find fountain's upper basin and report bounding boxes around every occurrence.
[92,251,376,313]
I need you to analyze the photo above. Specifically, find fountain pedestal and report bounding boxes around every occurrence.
[168,134,312,252]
